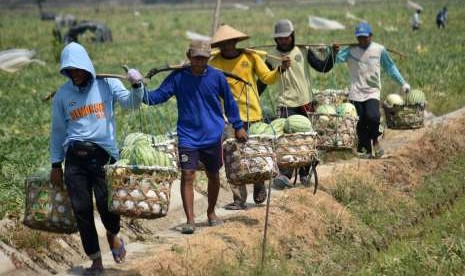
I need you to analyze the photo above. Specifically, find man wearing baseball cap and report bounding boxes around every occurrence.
[143,39,247,234]
[209,24,291,210]
[336,22,411,159]
[262,19,339,189]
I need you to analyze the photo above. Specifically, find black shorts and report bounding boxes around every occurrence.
[178,142,223,172]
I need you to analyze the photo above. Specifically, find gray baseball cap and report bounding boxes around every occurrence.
[273,19,294,38]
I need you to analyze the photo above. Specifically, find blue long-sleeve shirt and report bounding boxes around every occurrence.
[50,42,143,163]
[143,66,243,148]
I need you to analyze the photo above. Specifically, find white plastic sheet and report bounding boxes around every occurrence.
[345,12,366,22]
[0,49,45,73]
[308,16,346,30]
[185,31,211,41]
[406,0,423,11]
[233,3,249,10]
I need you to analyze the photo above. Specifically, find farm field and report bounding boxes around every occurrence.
[1,0,465,275]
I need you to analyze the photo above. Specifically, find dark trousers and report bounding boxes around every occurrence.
[351,99,381,153]
[278,106,311,178]
[64,141,119,258]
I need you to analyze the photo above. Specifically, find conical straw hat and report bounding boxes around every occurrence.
[211,25,249,47]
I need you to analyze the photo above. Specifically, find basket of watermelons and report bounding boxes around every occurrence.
[309,102,358,150]
[383,90,426,129]
[270,115,318,168]
[105,132,178,219]
[223,122,278,185]
[23,166,78,234]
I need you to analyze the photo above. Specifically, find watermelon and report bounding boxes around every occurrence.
[336,103,358,118]
[120,139,172,167]
[316,104,337,115]
[284,115,313,133]
[270,118,286,136]
[249,122,274,135]
[405,89,426,105]
[385,93,404,107]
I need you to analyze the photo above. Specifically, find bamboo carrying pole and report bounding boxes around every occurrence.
[249,43,407,58]
[42,73,129,102]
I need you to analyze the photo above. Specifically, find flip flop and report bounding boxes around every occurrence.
[224,202,247,210]
[253,183,267,204]
[110,237,126,264]
[83,267,104,276]
[181,223,195,234]
[208,219,224,227]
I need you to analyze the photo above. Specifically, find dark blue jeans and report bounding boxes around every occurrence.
[64,141,119,258]
[351,99,381,153]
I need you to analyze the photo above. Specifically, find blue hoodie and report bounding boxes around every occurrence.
[50,42,143,163]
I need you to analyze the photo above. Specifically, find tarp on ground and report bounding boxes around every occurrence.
[308,16,346,30]
[185,31,211,41]
[406,0,423,11]
[345,12,366,22]
[0,49,45,73]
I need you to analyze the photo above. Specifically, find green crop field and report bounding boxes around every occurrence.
[1,0,464,218]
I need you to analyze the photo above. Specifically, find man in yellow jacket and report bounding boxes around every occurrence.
[209,24,290,210]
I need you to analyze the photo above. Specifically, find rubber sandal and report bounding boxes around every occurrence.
[253,183,267,204]
[181,223,196,234]
[84,267,104,276]
[224,202,247,210]
[110,238,126,264]
[208,219,224,227]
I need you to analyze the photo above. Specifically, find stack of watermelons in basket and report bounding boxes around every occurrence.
[310,91,358,150]
[105,132,178,219]
[23,166,78,233]
[383,89,426,129]
[274,115,318,168]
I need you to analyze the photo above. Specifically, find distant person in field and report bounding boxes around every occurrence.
[50,42,144,272]
[411,9,422,31]
[208,24,290,210]
[259,19,340,189]
[142,40,247,234]
[436,6,448,29]
[335,22,411,159]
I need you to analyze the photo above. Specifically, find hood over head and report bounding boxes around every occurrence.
[59,42,96,80]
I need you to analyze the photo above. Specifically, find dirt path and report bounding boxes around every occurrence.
[2,108,465,276]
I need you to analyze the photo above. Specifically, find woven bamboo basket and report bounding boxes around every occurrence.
[313,89,349,106]
[105,165,178,219]
[275,132,318,168]
[23,177,78,234]
[223,135,278,185]
[309,113,358,150]
[383,103,425,129]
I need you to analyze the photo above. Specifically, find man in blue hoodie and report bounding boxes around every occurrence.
[49,42,144,272]
[143,40,247,234]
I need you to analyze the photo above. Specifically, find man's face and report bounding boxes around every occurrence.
[67,68,89,86]
[218,39,237,52]
[190,55,209,68]
[276,35,293,51]
[357,35,371,48]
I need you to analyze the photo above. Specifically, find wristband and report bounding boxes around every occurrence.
[52,162,62,168]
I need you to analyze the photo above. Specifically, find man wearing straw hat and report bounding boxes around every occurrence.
[263,19,340,189]
[143,40,247,234]
[209,24,291,210]
[50,42,144,272]
[336,22,410,159]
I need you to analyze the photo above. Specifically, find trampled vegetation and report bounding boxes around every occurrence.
[1,0,465,274]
